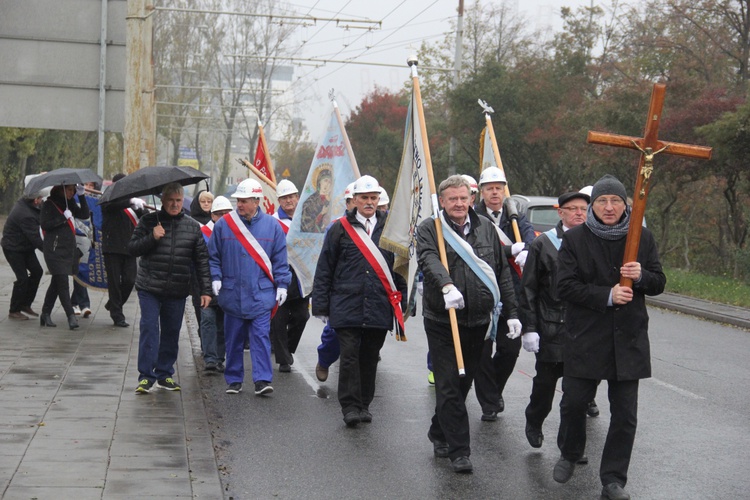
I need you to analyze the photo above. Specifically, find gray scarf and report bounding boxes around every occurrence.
[585,205,631,240]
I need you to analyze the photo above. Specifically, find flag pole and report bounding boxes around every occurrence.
[237,158,276,189]
[482,106,522,243]
[331,94,362,178]
[257,119,277,184]
[410,58,466,376]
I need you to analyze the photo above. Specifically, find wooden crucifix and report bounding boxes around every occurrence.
[587,83,713,287]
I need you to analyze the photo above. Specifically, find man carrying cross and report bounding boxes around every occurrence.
[552,174,666,500]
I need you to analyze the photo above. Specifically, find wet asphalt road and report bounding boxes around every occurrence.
[193,307,750,500]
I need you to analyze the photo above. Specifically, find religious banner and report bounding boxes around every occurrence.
[73,193,108,291]
[286,101,360,297]
[380,90,434,306]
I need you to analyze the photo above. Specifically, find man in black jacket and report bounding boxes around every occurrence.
[417,175,520,473]
[553,175,666,500]
[101,173,146,327]
[1,193,45,320]
[128,182,211,394]
[519,190,590,449]
[312,175,407,427]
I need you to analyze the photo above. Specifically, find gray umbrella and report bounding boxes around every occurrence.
[24,168,102,197]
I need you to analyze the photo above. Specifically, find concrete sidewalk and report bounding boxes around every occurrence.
[0,259,223,499]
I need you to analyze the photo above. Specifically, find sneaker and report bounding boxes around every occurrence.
[81,307,92,318]
[254,381,273,395]
[226,382,242,394]
[72,305,81,315]
[135,379,154,394]
[216,362,225,373]
[205,362,218,372]
[427,371,435,385]
[156,378,181,391]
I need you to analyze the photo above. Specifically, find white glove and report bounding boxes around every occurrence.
[76,184,86,197]
[443,285,465,310]
[511,242,526,256]
[515,250,528,269]
[63,209,73,220]
[522,332,540,352]
[506,319,523,339]
[211,280,221,296]
[276,288,287,307]
[416,281,424,296]
[315,315,328,324]
[130,197,146,210]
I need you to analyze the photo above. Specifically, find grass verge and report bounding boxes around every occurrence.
[664,268,750,308]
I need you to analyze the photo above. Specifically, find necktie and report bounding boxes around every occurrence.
[492,210,500,218]
[365,219,371,236]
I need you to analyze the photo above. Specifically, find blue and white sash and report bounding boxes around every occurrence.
[545,228,562,250]
[439,212,502,340]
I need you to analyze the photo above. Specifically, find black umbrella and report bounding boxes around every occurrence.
[98,166,209,205]
[24,168,103,197]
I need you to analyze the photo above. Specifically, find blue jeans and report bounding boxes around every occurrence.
[224,311,272,385]
[137,290,186,382]
[71,280,90,308]
[200,305,225,364]
[316,323,340,369]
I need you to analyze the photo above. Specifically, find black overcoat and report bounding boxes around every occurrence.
[40,193,89,275]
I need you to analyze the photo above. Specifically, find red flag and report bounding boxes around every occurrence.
[253,139,273,182]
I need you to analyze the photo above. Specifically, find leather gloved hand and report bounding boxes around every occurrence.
[511,242,526,256]
[63,209,73,220]
[76,184,86,197]
[130,197,146,210]
[515,250,528,269]
[443,285,465,310]
[506,318,523,339]
[315,315,328,324]
[522,331,540,352]
[276,288,287,306]
[211,280,221,296]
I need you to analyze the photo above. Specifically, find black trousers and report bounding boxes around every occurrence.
[558,376,639,487]
[474,332,522,413]
[271,296,310,365]
[103,253,137,322]
[42,274,74,317]
[336,327,387,416]
[425,318,487,460]
[525,360,564,428]
[3,248,43,313]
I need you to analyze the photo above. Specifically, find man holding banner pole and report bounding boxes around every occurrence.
[417,175,520,473]
[312,175,407,428]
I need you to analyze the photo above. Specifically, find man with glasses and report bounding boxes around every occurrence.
[552,175,666,500]
[519,190,591,450]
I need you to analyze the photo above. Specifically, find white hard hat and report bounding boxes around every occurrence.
[479,166,507,185]
[378,187,390,206]
[231,178,263,199]
[579,185,593,197]
[344,182,356,200]
[211,195,233,212]
[276,179,298,197]
[461,174,479,194]
[352,175,380,195]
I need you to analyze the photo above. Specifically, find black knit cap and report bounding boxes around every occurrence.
[557,191,590,207]
[591,174,627,203]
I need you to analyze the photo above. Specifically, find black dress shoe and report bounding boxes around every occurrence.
[114,319,130,327]
[587,400,600,417]
[428,432,449,458]
[498,395,505,412]
[359,409,373,423]
[553,457,576,483]
[451,456,473,473]
[279,364,291,373]
[40,313,56,327]
[602,482,630,500]
[525,423,544,448]
[481,411,498,422]
[343,411,361,427]
[68,314,79,330]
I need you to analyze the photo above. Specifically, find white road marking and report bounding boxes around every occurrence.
[649,377,704,400]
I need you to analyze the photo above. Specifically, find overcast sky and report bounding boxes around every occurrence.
[281,0,596,140]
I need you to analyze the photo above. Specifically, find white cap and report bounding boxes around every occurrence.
[352,175,380,195]
[378,187,390,206]
[461,174,478,194]
[231,178,263,199]
[479,166,507,185]
[344,182,356,200]
[211,195,232,212]
[579,185,593,197]
[276,179,298,197]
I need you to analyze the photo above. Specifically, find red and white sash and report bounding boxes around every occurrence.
[124,207,140,227]
[200,220,214,239]
[274,214,290,235]
[340,217,405,341]
[223,211,273,282]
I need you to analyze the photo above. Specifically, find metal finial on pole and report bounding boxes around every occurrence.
[478,99,494,115]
